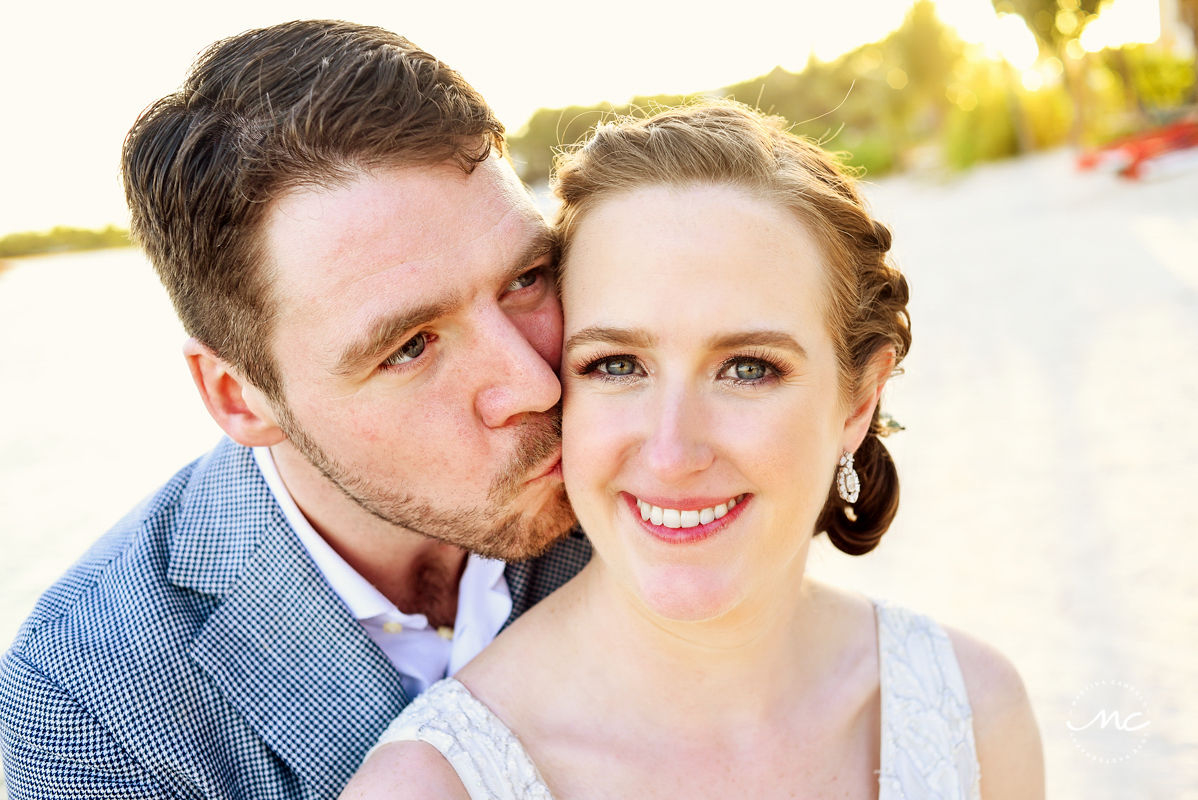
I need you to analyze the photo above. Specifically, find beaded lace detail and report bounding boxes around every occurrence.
[366,601,980,799]
[875,599,982,799]
[365,678,552,800]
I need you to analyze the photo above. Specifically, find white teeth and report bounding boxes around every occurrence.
[634,495,742,529]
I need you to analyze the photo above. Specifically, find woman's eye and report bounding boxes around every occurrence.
[506,269,541,292]
[383,333,428,367]
[597,356,638,376]
[724,358,772,382]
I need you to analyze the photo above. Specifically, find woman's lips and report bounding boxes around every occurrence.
[622,492,750,544]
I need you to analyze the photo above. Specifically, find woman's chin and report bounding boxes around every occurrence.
[632,566,743,623]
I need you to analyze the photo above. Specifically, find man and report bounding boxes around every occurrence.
[0,20,588,799]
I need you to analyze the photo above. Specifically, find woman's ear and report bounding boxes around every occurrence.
[183,338,285,447]
[842,347,896,452]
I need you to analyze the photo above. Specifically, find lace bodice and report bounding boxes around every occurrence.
[875,600,981,799]
[365,678,552,800]
[363,600,981,799]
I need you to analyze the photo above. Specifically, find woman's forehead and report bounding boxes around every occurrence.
[563,184,824,295]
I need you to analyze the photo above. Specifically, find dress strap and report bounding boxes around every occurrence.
[362,678,554,800]
[874,599,982,800]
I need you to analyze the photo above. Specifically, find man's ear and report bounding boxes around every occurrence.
[183,338,285,447]
[842,347,897,452]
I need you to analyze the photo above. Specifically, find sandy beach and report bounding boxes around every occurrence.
[2,149,1196,797]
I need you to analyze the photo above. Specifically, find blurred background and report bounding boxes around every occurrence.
[2,0,1195,797]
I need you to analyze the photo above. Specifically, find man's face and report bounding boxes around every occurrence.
[259,156,574,560]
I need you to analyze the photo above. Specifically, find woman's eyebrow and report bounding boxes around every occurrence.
[706,331,808,358]
[564,327,657,353]
[564,328,809,359]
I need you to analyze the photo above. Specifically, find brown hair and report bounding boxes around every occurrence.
[553,101,911,554]
[122,19,505,401]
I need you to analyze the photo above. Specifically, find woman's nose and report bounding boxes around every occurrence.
[640,388,714,482]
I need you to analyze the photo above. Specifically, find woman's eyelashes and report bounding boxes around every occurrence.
[718,356,784,385]
[573,352,786,385]
[381,331,436,371]
[577,354,645,381]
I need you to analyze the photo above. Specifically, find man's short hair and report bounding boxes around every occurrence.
[123,19,505,401]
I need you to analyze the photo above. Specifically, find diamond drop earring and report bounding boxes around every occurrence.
[836,451,860,503]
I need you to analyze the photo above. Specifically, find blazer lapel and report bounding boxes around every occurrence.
[190,517,409,796]
[171,440,408,796]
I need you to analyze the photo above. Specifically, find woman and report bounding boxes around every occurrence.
[342,102,1044,799]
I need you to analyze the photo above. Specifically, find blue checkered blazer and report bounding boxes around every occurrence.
[0,438,591,798]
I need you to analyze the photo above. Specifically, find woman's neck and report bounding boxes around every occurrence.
[565,554,850,729]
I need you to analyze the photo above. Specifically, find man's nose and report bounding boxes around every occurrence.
[473,310,562,428]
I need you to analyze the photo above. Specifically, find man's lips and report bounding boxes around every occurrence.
[528,454,563,483]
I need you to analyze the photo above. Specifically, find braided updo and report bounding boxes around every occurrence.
[553,101,911,555]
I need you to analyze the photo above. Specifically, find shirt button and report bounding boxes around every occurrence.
[383,621,404,634]
[436,626,454,640]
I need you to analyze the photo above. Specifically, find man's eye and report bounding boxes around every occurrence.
[506,269,541,292]
[596,356,638,377]
[383,333,428,367]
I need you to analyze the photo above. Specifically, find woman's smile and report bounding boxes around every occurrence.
[623,492,751,544]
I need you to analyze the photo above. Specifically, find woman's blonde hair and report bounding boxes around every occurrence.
[553,101,911,554]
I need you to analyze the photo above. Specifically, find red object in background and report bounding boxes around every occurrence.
[1077,119,1198,179]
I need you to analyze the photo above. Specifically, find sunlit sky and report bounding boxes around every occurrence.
[0,0,1161,236]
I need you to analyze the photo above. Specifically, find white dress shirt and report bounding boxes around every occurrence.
[252,447,512,698]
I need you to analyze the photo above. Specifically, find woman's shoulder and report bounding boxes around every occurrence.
[339,680,477,799]
[339,739,471,799]
[940,625,1045,800]
[340,677,554,800]
[867,597,1044,798]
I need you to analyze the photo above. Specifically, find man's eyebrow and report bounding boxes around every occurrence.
[706,331,809,359]
[333,296,458,377]
[564,327,657,353]
[502,226,557,285]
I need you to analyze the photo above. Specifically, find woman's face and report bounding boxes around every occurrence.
[561,183,861,623]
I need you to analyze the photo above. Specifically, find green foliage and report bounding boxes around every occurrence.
[0,225,131,258]
[1123,45,1197,109]
[942,64,1020,169]
[836,134,898,176]
[508,0,969,183]
[509,96,693,184]
[1019,82,1073,147]
[991,0,1102,50]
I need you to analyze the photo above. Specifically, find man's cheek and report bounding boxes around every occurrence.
[523,298,564,370]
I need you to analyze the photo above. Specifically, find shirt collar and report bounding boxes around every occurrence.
[251,446,512,640]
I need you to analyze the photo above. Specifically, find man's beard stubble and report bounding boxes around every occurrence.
[274,402,576,561]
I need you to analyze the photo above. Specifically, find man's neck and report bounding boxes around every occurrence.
[268,442,467,627]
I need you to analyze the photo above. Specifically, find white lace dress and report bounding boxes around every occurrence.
[363,600,981,799]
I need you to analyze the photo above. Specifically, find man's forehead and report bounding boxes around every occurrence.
[264,158,544,296]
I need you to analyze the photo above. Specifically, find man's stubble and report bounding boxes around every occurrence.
[273,401,576,561]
